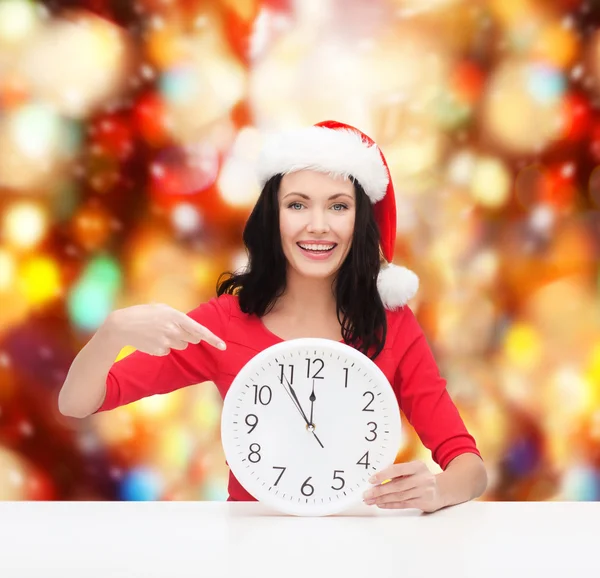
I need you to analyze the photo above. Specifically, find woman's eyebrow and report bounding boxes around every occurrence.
[282,192,354,200]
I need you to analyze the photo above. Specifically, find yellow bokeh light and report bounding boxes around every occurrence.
[3,202,47,249]
[470,156,512,208]
[18,255,62,305]
[153,423,193,472]
[535,22,578,68]
[504,323,542,370]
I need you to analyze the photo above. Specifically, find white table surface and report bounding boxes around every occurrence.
[0,501,598,578]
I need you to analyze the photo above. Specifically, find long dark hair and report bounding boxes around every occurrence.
[217,174,387,359]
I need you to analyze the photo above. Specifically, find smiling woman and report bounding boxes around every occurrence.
[59,120,486,513]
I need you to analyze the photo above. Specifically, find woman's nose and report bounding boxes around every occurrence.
[306,210,330,233]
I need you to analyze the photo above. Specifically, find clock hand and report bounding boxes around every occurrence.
[309,379,316,426]
[279,372,325,449]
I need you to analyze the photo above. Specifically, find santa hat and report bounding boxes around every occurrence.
[256,120,419,310]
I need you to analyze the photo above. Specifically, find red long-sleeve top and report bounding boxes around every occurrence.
[96,294,481,500]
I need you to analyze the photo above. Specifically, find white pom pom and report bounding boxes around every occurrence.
[376,263,419,310]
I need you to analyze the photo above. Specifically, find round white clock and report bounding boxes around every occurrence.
[221,338,402,516]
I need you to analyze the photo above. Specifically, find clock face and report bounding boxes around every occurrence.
[221,338,402,516]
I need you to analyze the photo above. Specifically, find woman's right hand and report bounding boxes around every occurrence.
[104,303,227,356]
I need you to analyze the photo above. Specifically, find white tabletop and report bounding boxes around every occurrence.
[0,501,597,577]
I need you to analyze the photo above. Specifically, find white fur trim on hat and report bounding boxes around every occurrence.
[377,263,419,310]
[257,126,389,203]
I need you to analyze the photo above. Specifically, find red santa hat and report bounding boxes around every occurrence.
[256,120,419,310]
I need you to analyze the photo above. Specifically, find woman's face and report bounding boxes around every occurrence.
[278,170,356,281]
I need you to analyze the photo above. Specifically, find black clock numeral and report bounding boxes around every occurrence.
[252,384,272,405]
[273,466,286,486]
[365,422,378,442]
[248,443,261,463]
[245,414,259,434]
[343,367,348,388]
[305,357,324,379]
[278,363,294,385]
[357,451,370,469]
[331,470,345,490]
[301,477,315,496]
[362,391,375,412]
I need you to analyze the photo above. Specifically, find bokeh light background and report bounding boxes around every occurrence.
[1,0,600,502]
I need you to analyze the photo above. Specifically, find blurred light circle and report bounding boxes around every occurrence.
[20,13,132,118]
[561,465,600,501]
[0,0,40,44]
[120,467,164,501]
[0,104,76,190]
[84,255,122,293]
[71,203,112,251]
[68,257,121,332]
[172,203,203,235]
[446,149,476,186]
[151,143,218,198]
[154,424,194,472]
[133,92,169,147]
[470,156,511,208]
[160,64,199,105]
[561,93,591,142]
[18,255,62,305]
[0,446,27,500]
[3,201,47,249]
[526,63,566,104]
[534,22,578,68]
[503,323,542,370]
[9,102,62,159]
[482,59,565,154]
[385,124,445,185]
[529,204,555,235]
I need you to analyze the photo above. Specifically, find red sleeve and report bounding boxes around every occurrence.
[94,296,231,413]
[393,308,481,469]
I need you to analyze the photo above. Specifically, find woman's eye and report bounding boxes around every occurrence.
[332,203,348,211]
[289,202,303,210]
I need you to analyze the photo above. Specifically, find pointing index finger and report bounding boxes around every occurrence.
[176,311,227,350]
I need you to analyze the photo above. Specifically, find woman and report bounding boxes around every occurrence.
[59,120,487,512]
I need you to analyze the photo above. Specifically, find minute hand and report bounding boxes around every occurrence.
[279,372,325,449]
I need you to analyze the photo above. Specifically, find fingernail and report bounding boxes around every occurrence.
[368,476,377,484]
[218,342,227,350]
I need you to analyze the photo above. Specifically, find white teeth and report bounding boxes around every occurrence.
[298,243,335,252]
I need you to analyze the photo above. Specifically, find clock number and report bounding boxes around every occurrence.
[301,477,315,497]
[357,451,371,469]
[278,363,294,385]
[272,466,286,486]
[362,391,375,412]
[365,421,378,442]
[305,358,324,379]
[331,470,345,491]
[343,367,348,388]
[248,443,261,463]
[245,414,259,434]
[252,384,272,405]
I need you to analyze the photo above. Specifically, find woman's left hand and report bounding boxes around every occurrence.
[362,460,443,512]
